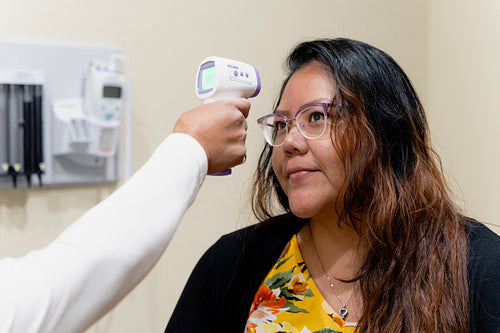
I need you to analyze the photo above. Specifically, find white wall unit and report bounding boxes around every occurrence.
[0,40,128,188]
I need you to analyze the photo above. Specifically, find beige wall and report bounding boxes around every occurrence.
[427,0,500,234]
[0,0,497,331]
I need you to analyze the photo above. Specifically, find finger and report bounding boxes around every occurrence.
[229,98,251,118]
[234,149,247,166]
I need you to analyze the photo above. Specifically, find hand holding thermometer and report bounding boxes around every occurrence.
[196,56,261,175]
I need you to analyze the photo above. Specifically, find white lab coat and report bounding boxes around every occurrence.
[0,133,207,333]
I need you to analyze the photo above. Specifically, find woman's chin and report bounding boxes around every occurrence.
[289,204,316,219]
[288,197,338,221]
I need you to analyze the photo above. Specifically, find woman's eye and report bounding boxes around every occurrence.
[275,121,287,130]
[309,111,325,122]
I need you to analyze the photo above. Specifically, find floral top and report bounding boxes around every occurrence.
[245,235,357,333]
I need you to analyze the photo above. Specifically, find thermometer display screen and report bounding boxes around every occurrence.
[200,66,216,92]
[103,86,122,98]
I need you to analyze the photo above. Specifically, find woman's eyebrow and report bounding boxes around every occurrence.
[275,98,331,115]
[273,109,290,116]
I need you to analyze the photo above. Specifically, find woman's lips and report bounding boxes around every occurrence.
[288,169,315,180]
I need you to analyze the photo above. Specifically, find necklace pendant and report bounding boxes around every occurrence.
[339,307,348,320]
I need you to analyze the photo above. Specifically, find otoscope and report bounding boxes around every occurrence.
[195,56,261,175]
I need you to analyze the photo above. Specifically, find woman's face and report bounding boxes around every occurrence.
[272,61,345,221]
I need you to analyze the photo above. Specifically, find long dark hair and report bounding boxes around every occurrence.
[252,38,469,332]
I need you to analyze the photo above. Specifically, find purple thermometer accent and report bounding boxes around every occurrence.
[210,169,232,176]
[250,66,261,98]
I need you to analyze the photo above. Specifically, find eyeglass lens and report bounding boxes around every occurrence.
[261,105,328,146]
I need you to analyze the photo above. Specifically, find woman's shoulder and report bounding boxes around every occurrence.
[465,219,500,330]
[192,213,307,288]
[465,218,500,259]
[464,217,500,282]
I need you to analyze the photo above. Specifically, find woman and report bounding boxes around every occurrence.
[165,38,500,332]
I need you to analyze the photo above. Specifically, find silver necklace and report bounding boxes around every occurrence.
[308,222,355,320]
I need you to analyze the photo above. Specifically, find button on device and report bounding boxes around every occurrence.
[233,70,238,76]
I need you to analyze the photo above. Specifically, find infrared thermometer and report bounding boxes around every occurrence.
[196,56,261,103]
[196,56,261,175]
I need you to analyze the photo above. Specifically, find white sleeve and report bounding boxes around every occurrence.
[0,133,208,333]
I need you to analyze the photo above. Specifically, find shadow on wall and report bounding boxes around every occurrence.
[0,189,29,229]
[0,184,116,231]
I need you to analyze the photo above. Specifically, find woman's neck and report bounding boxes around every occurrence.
[296,217,366,321]
[304,217,364,280]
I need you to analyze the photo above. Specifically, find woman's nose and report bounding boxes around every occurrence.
[282,124,308,154]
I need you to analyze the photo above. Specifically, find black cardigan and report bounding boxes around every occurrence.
[165,214,500,332]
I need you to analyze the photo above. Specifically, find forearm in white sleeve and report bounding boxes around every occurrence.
[0,133,208,333]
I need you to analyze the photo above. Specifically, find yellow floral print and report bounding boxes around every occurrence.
[246,235,357,333]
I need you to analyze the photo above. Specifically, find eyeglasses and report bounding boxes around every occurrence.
[257,102,346,146]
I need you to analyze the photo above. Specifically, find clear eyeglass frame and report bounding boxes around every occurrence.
[257,102,345,147]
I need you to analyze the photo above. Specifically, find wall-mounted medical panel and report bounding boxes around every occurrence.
[0,40,130,189]
[0,72,44,187]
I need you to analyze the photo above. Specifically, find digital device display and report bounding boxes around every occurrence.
[102,86,122,98]
[200,66,216,92]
